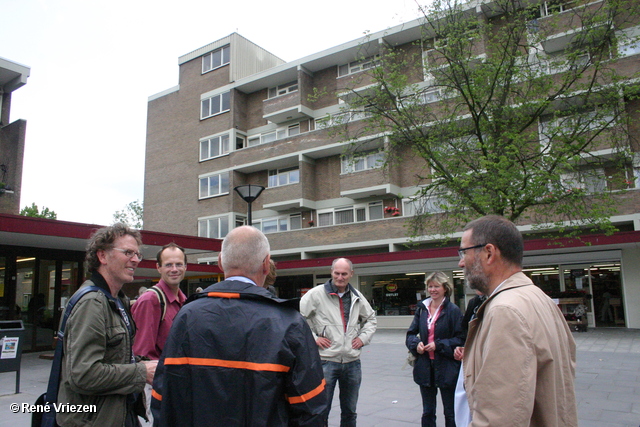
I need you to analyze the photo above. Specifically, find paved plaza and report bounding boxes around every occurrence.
[1,328,639,426]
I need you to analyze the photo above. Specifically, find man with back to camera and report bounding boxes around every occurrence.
[132,243,188,423]
[150,226,327,426]
[458,215,578,427]
[300,258,377,427]
[57,223,157,427]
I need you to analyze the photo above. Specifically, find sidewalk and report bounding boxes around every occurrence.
[2,328,639,426]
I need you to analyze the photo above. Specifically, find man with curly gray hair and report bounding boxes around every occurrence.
[57,223,157,427]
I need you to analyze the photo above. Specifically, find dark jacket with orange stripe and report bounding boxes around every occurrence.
[151,279,327,426]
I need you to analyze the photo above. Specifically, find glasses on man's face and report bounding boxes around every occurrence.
[163,263,186,269]
[113,248,142,260]
[458,244,487,260]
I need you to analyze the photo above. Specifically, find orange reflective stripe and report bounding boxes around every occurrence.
[164,357,290,372]
[207,292,240,298]
[287,379,326,404]
[151,389,162,401]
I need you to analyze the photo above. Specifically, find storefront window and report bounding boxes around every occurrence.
[359,273,426,316]
[526,265,561,295]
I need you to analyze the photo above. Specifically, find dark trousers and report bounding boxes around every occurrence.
[322,359,361,427]
[419,384,456,427]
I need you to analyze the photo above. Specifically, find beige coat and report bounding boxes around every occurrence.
[300,281,377,363]
[463,272,578,427]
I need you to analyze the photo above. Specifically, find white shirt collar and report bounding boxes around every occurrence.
[226,276,257,286]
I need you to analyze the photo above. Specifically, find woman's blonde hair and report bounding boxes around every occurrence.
[425,271,453,297]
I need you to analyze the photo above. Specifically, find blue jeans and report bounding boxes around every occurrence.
[419,385,456,427]
[322,359,361,427]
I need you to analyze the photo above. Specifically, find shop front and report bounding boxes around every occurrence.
[272,232,640,330]
[349,252,628,329]
[0,213,223,352]
[0,251,84,352]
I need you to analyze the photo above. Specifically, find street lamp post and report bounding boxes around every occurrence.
[234,184,265,226]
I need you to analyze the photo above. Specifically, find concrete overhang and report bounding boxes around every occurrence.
[0,214,222,280]
[340,184,401,199]
[0,57,30,93]
[263,199,317,211]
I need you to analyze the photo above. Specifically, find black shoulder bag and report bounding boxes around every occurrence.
[32,286,102,427]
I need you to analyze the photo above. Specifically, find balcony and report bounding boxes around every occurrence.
[261,182,317,211]
[263,91,314,124]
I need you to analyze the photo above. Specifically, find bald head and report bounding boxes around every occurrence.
[219,226,271,281]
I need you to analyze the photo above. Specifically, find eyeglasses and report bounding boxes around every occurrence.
[458,244,487,259]
[162,263,186,269]
[113,248,142,260]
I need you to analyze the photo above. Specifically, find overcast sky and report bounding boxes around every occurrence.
[2,0,422,226]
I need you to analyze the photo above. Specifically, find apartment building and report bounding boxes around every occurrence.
[0,56,29,215]
[144,0,640,328]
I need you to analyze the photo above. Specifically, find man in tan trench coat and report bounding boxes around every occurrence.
[458,215,578,427]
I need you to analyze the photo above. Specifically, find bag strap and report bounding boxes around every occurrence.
[43,285,102,405]
[148,286,167,323]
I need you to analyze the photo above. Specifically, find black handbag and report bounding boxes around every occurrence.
[32,286,102,427]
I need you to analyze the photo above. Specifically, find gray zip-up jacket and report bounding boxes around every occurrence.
[300,280,377,363]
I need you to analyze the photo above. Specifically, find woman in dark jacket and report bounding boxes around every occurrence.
[406,271,464,427]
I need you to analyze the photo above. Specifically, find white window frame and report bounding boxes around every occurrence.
[403,195,448,216]
[539,109,616,145]
[268,81,299,99]
[540,0,578,17]
[202,46,230,74]
[198,215,230,239]
[341,150,385,174]
[317,202,385,227]
[561,170,607,193]
[617,26,640,57]
[200,133,230,161]
[268,167,300,188]
[253,213,303,234]
[418,88,442,104]
[247,123,302,146]
[199,172,230,199]
[201,91,231,119]
[338,55,380,77]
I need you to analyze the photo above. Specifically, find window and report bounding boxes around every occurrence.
[247,123,302,146]
[199,172,230,198]
[315,115,340,130]
[202,46,230,73]
[618,26,640,57]
[403,195,447,216]
[268,81,299,98]
[201,91,231,119]
[539,109,616,145]
[268,167,300,187]
[338,55,380,77]
[200,134,230,161]
[543,52,590,75]
[253,214,303,234]
[540,0,578,17]
[561,170,607,193]
[235,135,246,150]
[341,150,385,174]
[198,216,230,239]
[418,88,442,104]
[317,202,385,227]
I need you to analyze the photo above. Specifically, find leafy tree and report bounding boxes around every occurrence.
[19,203,57,219]
[331,0,640,238]
[112,200,143,229]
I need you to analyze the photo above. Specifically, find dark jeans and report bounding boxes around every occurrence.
[322,359,361,427]
[419,385,456,427]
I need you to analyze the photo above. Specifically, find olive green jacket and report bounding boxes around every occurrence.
[57,274,147,426]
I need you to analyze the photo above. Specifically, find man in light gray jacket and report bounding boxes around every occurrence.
[300,258,377,427]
